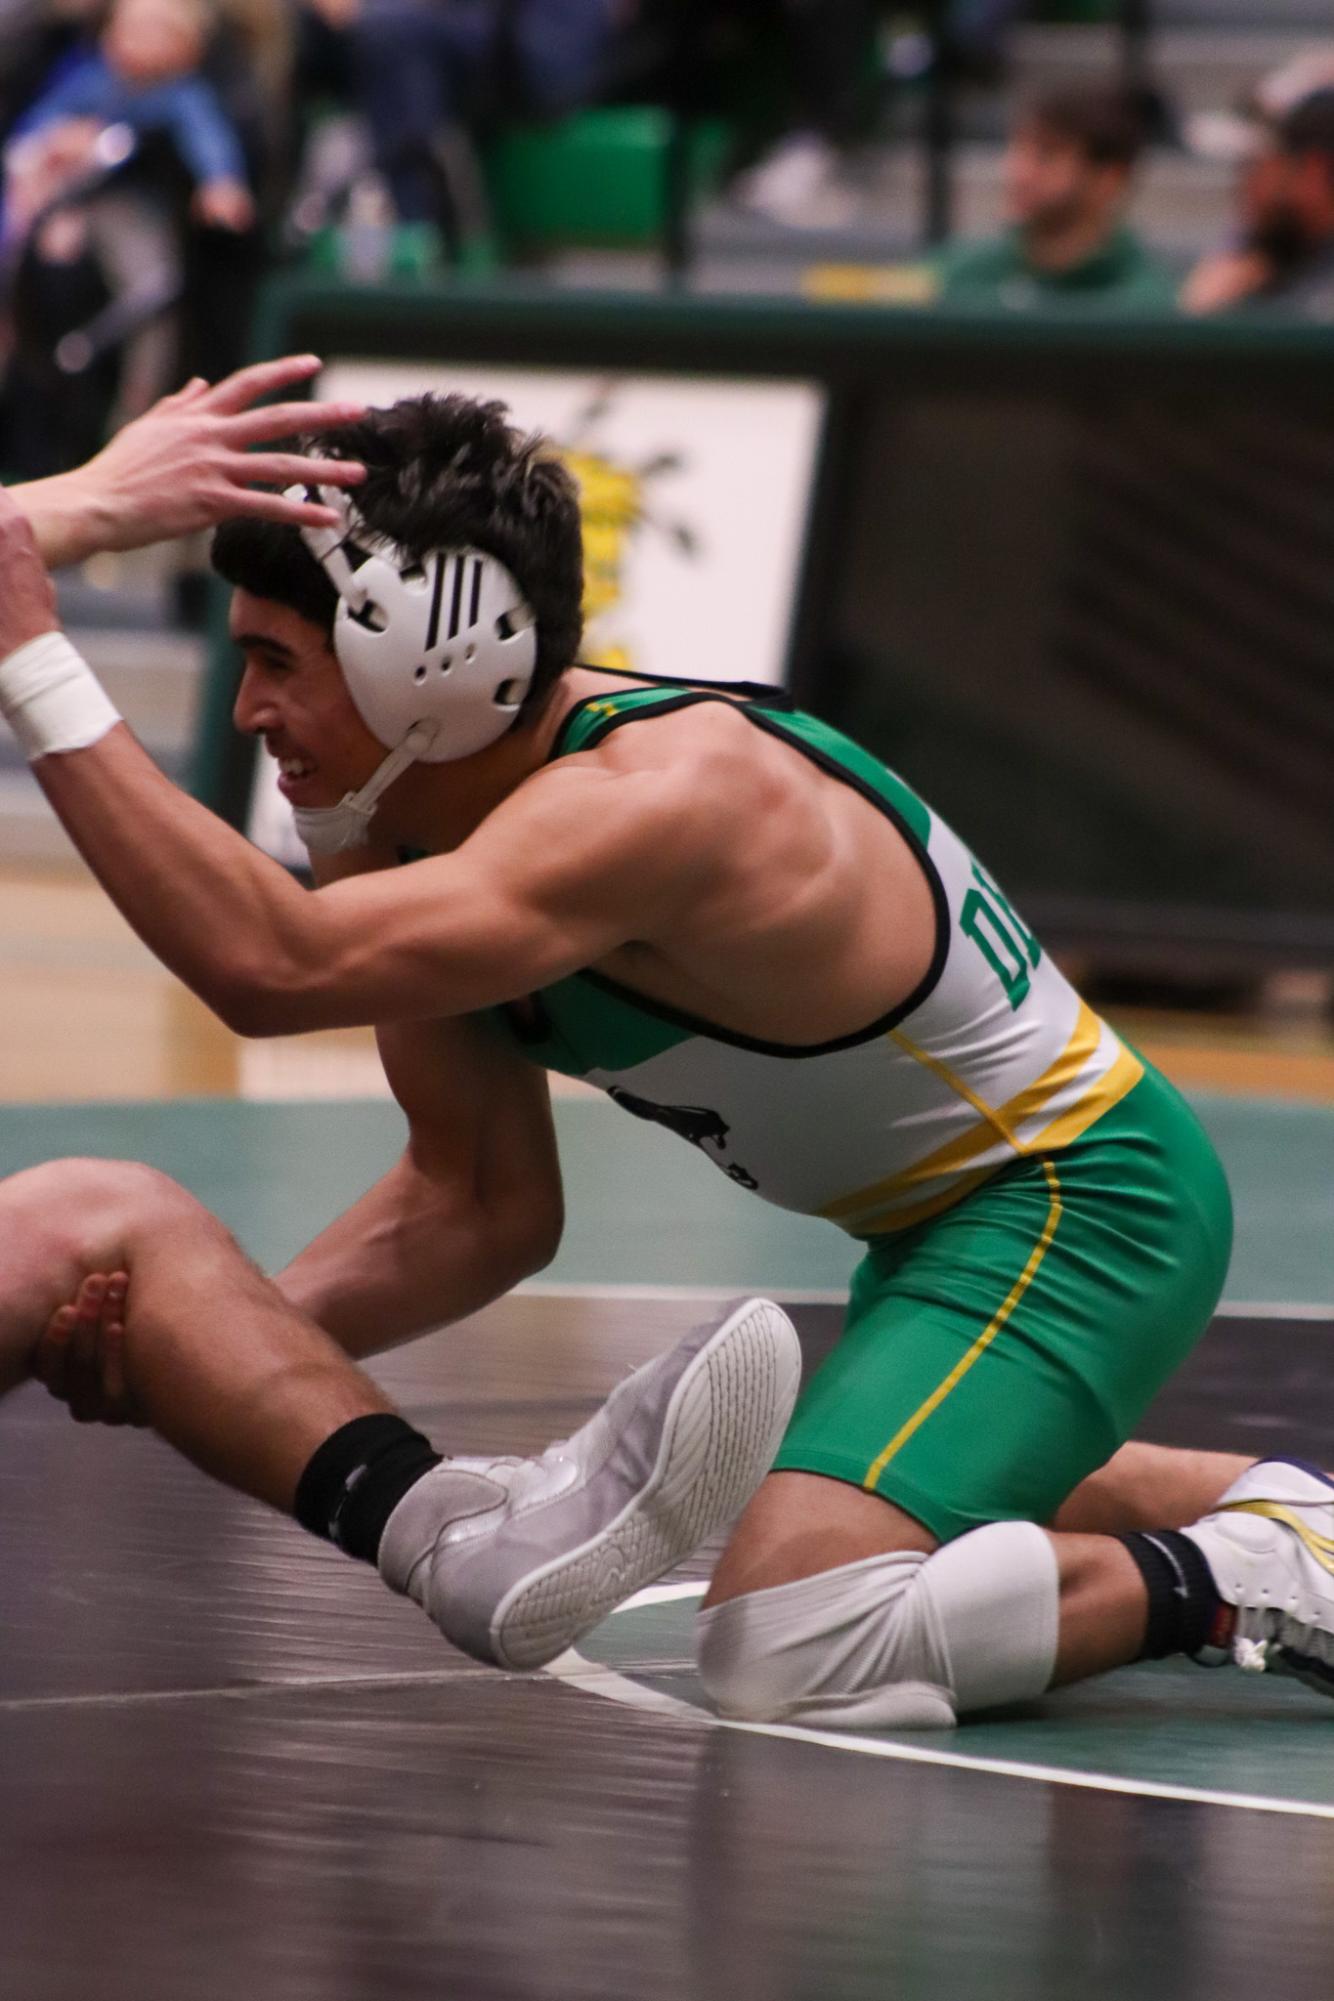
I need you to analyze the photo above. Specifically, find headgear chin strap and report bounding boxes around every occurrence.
[287,481,539,850]
[292,722,437,854]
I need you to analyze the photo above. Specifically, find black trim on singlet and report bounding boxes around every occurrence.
[548,685,952,1062]
[502,994,555,1046]
[548,669,795,763]
[558,690,736,755]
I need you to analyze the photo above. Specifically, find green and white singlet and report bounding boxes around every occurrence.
[495,676,1143,1238]
[488,674,1233,1538]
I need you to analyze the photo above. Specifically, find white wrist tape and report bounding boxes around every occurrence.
[0,630,121,762]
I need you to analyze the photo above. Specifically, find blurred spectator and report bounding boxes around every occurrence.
[935,83,1174,310]
[942,0,1025,83]
[1182,87,1334,317]
[1184,48,1334,171]
[297,0,621,237]
[204,1,298,212]
[1,0,261,475]
[727,0,877,230]
[0,3,102,142]
[5,0,255,247]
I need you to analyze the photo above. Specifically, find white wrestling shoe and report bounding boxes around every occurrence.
[1183,1458,1334,1693]
[377,1298,802,1671]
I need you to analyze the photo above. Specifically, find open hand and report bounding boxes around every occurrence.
[32,1271,143,1426]
[65,354,369,553]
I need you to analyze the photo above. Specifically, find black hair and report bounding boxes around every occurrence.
[211,393,585,723]
[1277,89,1334,166]
[1020,83,1148,171]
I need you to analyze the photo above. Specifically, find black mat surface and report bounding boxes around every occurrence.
[3,1296,1333,2001]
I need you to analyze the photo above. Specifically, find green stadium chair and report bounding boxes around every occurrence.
[484,106,732,256]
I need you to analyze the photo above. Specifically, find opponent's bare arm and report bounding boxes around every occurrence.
[11,357,368,567]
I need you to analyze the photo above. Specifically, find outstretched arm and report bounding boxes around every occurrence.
[11,356,368,568]
[24,707,693,1031]
[0,490,699,1031]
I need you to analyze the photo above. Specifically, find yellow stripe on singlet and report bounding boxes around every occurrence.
[852,1168,997,1236]
[861,1158,1065,1490]
[1026,1041,1144,1153]
[820,1002,1105,1230]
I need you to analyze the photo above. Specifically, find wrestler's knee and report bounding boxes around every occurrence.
[695,1587,810,1722]
[695,1552,949,1727]
[696,1523,1062,1730]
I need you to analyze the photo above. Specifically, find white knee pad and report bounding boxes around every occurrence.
[696,1521,1060,1731]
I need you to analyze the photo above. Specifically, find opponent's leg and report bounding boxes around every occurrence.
[0,1158,801,1669]
[0,1156,397,1507]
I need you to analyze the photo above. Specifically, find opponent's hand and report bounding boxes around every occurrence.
[0,489,59,658]
[60,354,369,554]
[33,1271,144,1426]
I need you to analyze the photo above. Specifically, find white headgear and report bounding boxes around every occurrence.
[286,482,539,852]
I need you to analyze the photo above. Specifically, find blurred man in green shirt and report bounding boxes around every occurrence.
[937,84,1175,312]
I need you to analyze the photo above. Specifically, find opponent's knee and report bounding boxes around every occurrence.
[0,1156,198,1256]
[696,1523,1061,1731]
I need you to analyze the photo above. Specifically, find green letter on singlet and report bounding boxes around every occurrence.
[961,863,1041,1011]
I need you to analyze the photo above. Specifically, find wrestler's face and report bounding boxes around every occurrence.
[229,591,385,811]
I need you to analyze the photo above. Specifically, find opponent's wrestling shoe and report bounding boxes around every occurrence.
[377,1297,802,1671]
[1183,1458,1334,1693]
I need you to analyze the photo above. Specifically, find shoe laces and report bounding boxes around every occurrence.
[1236,1610,1334,1673]
[448,1433,581,1506]
[452,1368,633,1493]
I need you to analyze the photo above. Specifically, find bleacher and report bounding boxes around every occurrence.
[4,0,1333,920]
[698,4,1333,278]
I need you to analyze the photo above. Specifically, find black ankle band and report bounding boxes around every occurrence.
[294,1414,442,1565]
[1120,1530,1222,1659]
